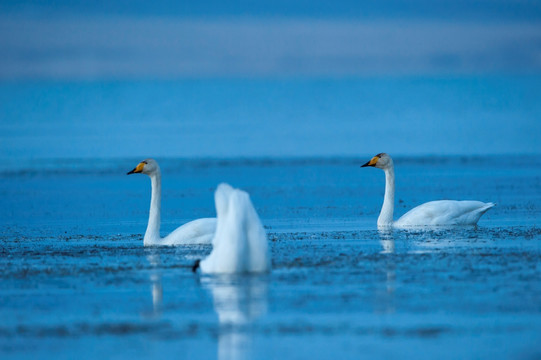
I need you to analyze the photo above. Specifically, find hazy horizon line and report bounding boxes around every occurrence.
[2,16,540,80]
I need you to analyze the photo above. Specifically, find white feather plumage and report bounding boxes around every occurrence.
[200,183,270,274]
[127,158,217,246]
[362,153,495,227]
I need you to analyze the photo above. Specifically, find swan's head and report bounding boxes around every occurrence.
[127,158,160,175]
[361,153,393,170]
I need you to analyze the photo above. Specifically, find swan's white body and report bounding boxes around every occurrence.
[199,183,270,274]
[127,159,217,246]
[394,200,495,227]
[362,153,495,227]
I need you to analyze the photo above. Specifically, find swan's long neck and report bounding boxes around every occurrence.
[378,165,395,227]
[145,171,162,244]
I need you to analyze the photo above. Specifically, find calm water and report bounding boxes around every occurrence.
[1,156,540,359]
[1,77,540,159]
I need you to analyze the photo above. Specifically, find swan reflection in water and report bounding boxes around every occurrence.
[145,252,164,317]
[377,228,396,313]
[201,275,268,360]
[378,227,395,254]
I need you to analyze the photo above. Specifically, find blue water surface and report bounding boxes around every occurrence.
[1,156,540,359]
[1,77,540,159]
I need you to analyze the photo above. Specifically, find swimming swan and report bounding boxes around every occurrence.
[193,183,270,274]
[127,159,217,246]
[361,153,495,227]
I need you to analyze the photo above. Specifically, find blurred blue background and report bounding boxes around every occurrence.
[2,4,541,359]
[1,0,540,160]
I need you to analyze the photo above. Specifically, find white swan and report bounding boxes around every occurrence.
[361,153,495,227]
[193,183,270,274]
[127,159,217,246]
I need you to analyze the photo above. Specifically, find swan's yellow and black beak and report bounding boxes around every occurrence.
[361,155,380,168]
[127,161,146,175]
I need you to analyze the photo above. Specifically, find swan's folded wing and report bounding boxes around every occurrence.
[162,217,217,245]
[395,200,494,226]
[202,189,248,273]
[240,192,270,273]
[211,183,235,247]
[215,183,234,217]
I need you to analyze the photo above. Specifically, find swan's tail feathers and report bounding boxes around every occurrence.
[192,259,201,273]
[481,202,496,213]
[470,202,496,225]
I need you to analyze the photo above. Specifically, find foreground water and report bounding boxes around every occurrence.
[1,156,540,359]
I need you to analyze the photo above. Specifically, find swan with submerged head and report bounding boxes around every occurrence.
[361,153,495,227]
[127,159,217,246]
[193,183,270,274]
